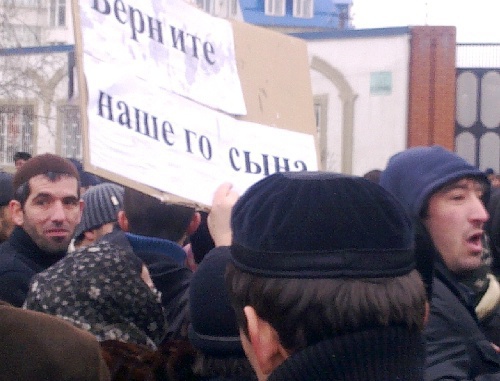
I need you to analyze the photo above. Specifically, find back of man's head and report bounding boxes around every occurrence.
[74,182,124,242]
[189,248,255,380]
[13,151,32,169]
[123,187,196,243]
[226,172,426,357]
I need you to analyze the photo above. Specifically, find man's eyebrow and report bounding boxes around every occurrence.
[62,195,79,202]
[31,192,52,199]
[439,180,485,194]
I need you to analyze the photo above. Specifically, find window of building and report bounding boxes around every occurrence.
[293,0,313,18]
[196,0,237,17]
[265,0,285,16]
[58,105,82,160]
[0,105,34,166]
[197,0,214,13]
[49,0,66,27]
[2,0,40,7]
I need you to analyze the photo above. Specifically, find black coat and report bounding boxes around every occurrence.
[0,227,66,307]
[424,261,500,380]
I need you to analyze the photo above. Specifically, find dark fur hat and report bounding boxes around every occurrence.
[230,171,415,279]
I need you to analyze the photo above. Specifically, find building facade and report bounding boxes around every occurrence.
[0,0,351,171]
[0,0,76,169]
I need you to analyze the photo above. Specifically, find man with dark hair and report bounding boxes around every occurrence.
[380,145,500,380]
[13,151,32,170]
[222,172,427,380]
[0,153,83,306]
[121,188,198,246]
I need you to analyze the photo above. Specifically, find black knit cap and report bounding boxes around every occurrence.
[230,171,415,278]
[13,153,80,191]
[188,248,244,357]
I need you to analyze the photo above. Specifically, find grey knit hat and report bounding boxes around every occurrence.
[75,182,124,238]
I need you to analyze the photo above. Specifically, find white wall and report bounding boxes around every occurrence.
[306,33,411,175]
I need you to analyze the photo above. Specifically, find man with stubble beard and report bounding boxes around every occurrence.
[0,154,83,307]
[381,146,500,380]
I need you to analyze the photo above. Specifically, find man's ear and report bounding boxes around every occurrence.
[117,210,129,232]
[9,200,23,226]
[244,306,288,377]
[186,211,201,236]
[83,229,97,242]
[76,199,84,224]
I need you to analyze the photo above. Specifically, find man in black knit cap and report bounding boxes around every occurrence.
[0,153,83,306]
[380,145,500,380]
[221,171,428,381]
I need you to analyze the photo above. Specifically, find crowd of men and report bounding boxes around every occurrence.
[0,146,498,380]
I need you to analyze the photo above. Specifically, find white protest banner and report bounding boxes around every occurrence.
[85,57,318,206]
[80,0,246,115]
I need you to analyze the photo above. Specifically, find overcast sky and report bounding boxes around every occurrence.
[351,0,500,43]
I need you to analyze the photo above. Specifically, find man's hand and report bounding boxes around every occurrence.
[208,183,239,247]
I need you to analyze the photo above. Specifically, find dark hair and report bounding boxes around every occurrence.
[226,264,426,353]
[123,187,195,242]
[13,151,32,162]
[14,172,81,207]
[100,339,200,381]
[363,169,382,184]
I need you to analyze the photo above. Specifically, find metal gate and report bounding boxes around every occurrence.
[455,44,500,172]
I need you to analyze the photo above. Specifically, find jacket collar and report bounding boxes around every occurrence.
[268,326,424,381]
[9,226,66,267]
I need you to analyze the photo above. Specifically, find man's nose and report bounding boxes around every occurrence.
[470,195,489,224]
[50,201,66,222]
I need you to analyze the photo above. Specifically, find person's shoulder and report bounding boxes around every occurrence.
[0,303,111,380]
